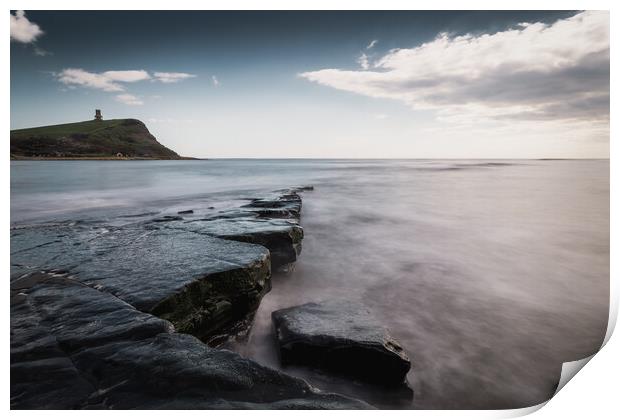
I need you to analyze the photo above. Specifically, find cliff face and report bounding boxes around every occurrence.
[10,119,182,159]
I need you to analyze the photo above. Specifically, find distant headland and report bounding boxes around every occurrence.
[10,110,194,160]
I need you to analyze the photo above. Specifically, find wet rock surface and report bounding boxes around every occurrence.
[242,190,303,220]
[10,188,307,342]
[11,223,271,342]
[76,227,272,341]
[165,217,303,269]
[9,187,367,410]
[11,274,369,409]
[272,301,412,385]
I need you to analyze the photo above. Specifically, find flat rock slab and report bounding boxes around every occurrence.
[72,226,270,311]
[11,275,369,409]
[272,301,411,385]
[10,188,311,342]
[11,224,271,342]
[165,217,303,269]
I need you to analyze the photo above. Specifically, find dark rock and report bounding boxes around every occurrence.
[119,211,160,218]
[10,188,309,346]
[165,217,303,269]
[276,185,314,193]
[242,191,302,220]
[10,223,109,279]
[11,224,272,342]
[177,209,194,214]
[73,226,272,342]
[151,215,183,222]
[11,275,370,409]
[291,185,314,192]
[272,301,411,385]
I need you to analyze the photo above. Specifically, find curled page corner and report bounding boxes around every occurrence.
[602,288,618,347]
[497,401,548,418]
[503,354,598,418]
[554,354,596,396]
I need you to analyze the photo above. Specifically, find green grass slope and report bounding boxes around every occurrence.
[10,119,183,159]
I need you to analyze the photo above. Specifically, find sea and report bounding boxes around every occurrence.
[10,159,610,409]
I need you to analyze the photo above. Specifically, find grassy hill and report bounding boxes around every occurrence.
[10,119,185,159]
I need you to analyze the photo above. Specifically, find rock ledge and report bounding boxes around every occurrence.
[272,301,411,385]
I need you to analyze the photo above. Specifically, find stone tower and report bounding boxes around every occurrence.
[94,109,103,121]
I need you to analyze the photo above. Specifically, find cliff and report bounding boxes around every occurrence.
[10,119,185,159]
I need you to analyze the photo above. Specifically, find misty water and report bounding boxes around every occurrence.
[10,159,609,409]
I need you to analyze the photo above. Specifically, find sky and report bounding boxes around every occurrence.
[10,10,609,158]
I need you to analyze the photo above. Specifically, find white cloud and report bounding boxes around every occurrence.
[57,68,125,92]
[10,10,43,43]
[366,39,378,50]
[212,75,220,86]
[115,94,143,106]
[57,69,195,92]
[300,11,609,125]
[103,70,151,83]
[357,53,370,70]
[154,72,196,83]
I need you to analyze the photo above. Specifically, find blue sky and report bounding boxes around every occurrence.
[10,11,609,158]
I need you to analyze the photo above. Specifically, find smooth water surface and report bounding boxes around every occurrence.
[10,159,610,409]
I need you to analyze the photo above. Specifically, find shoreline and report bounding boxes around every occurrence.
[10,186,376,409]
[10,156,201,161]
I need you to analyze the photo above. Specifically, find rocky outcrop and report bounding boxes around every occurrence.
[11,223,271,343]
[11,274,370,409]
[165,217,303,269]
[242,190,303,220]
[161,190,306,269]
[10,188,309,343]
[272,301,412,385]
[9,187,368,410]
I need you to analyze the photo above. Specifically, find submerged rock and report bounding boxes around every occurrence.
[272,301,411,385]
[242,191,303,221]
[11,275,370,409]
[293,185,314,192]
[280,185,314,193]
[151,215,183,222]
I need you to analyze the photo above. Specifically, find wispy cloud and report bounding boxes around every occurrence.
[357,53,370,70]
[10,10,43,43]
[57,68,126,92]
[33,46,52,56]
[56,68,196,106]
[57,69,196,91]
[212,75,220,86]
[154,72,196,83]
[301,11,609,125]
[366,39,378,50]
[115,93,143,106]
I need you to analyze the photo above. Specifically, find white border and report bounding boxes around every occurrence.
[4,1,616,419]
